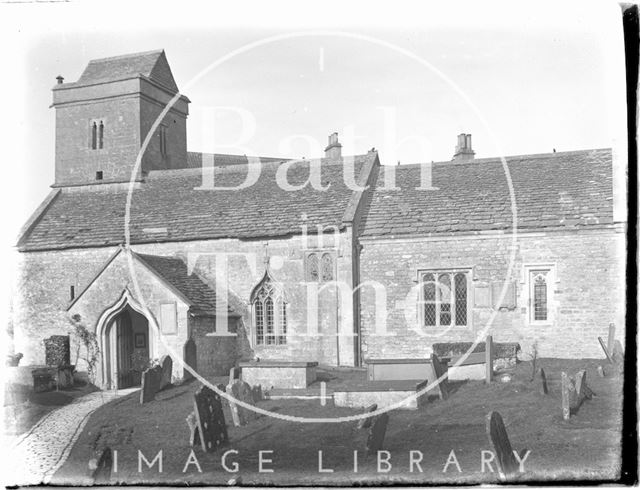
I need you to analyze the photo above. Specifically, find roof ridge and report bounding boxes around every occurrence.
[148,152,373,178]
[86,49,165,64]
[398,147,612,168]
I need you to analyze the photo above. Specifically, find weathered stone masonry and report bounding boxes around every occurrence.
[359,226,625,360]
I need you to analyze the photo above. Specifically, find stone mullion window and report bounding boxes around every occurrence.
[422,270,470,328]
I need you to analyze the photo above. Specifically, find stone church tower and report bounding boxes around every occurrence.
[51,50,190,186]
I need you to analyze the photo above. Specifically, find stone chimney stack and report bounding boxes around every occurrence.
[324,132,342,159]
[452,133,475,162]
[56,75,64,84]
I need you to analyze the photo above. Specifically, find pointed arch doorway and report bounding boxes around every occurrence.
[103,305,150,389]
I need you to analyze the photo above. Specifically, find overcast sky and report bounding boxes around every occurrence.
[0,0,628,245]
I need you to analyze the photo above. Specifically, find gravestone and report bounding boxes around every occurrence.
[486,411,520,479]
[575,369,594,400]
[140,365,162,404]
[607,323,616,355]
[183,338,197,380]
[251,384,264,403]
[357,404,378,430]
[227,379,256,427]
[193,384,228,452]
[485,336,494,383]
[598,337,614,364]
[91,447,112,485]
[561,370,593,420]
[160,355,173,390]
[365,413,389,456]
[44,335,70,367]
[430,353,449,400]
[539,367,548,395]
[186,411,201,447]
[597,365,605,377]
[612,340,624,365]
[561,372,574,420]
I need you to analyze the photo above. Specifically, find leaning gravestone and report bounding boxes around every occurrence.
[574,369,594,400]
[597,337,614,364]
[140,365,162,404]
[357,404,378,430]
[539,367,548,395]
[91,447,112,485]
[365,413,389,456]
[193,384,228,452]
[486,411,521,479]
[159,355,173,390]
[183,338,197,380]
[430,353,449,400]
[227,379,256,427]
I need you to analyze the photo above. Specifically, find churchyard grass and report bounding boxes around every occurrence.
[52,358,622,485]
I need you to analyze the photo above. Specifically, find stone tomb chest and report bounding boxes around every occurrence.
[239,361,318,390]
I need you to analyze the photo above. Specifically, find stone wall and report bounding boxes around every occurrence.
[190,316,238,378]
[52,78,188,186]
[11,230,359,373]
[359,227,625,360]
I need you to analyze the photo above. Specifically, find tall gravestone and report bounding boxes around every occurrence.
[91,447,112,485]
[140,365,162,403]
[45,335,71,367]
[193,384,228,452]
[365,413,389,456]
[183,338,197,380]
[227,379,256,427]
[486,411,520,479]
[160,355,173,390]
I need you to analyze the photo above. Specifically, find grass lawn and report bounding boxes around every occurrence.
[53,358,622,485]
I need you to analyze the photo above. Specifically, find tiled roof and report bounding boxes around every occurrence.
[18,154,374,251]
[134,252,235,316]
[74,50,178,92]
[359,148,614,237]
[186,152,287,168]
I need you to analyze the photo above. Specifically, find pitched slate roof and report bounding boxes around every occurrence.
[359,148,614,238]
[18,154,374,251]
[73,50,179,92]
[134,252,235,316]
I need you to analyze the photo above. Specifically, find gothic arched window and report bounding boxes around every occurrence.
[307,253,319,282]
[251,273,287,345]
[321,253,334,282]
[91,122,97,149]
[98,121,104,149]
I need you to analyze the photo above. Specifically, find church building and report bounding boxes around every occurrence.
[11,50,626,389]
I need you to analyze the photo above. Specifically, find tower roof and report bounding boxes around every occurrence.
[73,49,179,92]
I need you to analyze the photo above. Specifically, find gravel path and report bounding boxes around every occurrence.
[6,388,138,486]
